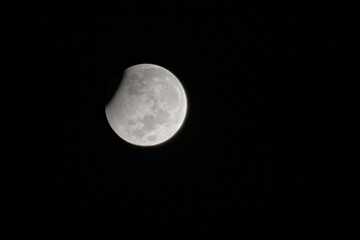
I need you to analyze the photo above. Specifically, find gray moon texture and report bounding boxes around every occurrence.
[105,64,187,146]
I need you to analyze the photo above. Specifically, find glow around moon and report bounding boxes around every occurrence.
[105,64,187,146]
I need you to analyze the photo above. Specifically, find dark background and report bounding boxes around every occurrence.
[2,2,348,239]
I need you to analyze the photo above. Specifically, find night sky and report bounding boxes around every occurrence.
[3,2,346,239]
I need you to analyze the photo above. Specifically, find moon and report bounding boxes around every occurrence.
[105,64,188,146]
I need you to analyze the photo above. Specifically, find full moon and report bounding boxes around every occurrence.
[105,64,187,146]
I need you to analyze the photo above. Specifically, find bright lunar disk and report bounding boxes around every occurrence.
[105,64,187,146]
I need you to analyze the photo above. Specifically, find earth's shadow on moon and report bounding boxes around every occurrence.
[104,72,123,107]
[104,60,159,106]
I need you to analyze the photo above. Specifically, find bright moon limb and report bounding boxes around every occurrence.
[105,63,187,146]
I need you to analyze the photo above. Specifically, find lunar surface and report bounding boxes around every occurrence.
[105,64,187,146]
